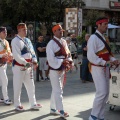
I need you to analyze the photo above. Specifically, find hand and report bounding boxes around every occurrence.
[63,59,69,65]
[42,47,46,51]
[63,59,73,72]
[2,54,8,62]
[112,60,119,66]
[43,47,46,50]
[33,62,38,70]
[2,54,8,58]
[25,62,31,68]
[105,61,112,67]
[83,47,87,51]
[7,55,13,63]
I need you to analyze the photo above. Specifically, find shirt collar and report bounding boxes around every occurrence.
[54,36,61,41]
[17,35,25,40]
[96,30,104,38]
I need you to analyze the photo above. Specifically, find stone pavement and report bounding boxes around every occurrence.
[0,54,120,120]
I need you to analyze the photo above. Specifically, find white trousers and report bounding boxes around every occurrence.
[12,65,37,107]
[39,57,48,70]
[91,66,110,119]
[49,70,64,110]
[0,64,9,100]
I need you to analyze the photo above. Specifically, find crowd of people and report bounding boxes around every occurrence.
[0,16,120,120]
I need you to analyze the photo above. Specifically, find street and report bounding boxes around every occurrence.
[0,54,120,120]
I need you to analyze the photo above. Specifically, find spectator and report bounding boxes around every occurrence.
[70,33,78,48]
[36,34,49,81]
[81,34,93,83]
[66,37,78,70]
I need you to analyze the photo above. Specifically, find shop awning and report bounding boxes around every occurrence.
[108,24,120,29]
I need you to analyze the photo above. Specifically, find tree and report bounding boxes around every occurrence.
[0,0,81,34]
[77,30,86,44]
[83,9,105,27]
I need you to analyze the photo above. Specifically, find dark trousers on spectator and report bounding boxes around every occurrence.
[81,57,92,81]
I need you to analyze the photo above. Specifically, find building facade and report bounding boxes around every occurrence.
[65,0,120,36]
[83,0,120,31]
[83,0,120,52]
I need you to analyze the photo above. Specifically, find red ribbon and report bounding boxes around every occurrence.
[96,19,108,25]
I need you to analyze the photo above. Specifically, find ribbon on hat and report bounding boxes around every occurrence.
[52,24,64,33]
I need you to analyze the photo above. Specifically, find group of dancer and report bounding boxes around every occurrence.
[0,16,120,120]
[0,22,73,119]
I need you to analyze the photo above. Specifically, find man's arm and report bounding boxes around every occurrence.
[46,41,63,69]
[37,47,46,52]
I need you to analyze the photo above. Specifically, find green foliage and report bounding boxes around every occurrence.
[84,10,105,26]
[77,30,86,45]
[0,0,79,31]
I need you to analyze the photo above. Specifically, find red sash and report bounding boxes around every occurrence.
[98,53,110,61]
[91,52,111,78]
[14,59,32,66]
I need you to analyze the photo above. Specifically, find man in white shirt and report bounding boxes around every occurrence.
[0,27,13,105]
[46,24,73,119]
[11,23,42,111]
[87,17,119,120]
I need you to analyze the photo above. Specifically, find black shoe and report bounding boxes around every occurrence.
[41,77,44,82]
[44,77,50,81]
[88,80,93,82]
[0,98,4,103]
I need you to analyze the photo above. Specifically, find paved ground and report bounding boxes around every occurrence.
[0,54,120,120]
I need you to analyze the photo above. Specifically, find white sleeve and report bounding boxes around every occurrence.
[87,35,106,66]
[46,42,63,69]
[11,39,27,65]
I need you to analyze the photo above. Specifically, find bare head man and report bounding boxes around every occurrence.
[17,23,27,38]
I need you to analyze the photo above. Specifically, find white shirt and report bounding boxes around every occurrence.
[87,30,116,66]
[46,36,70,69]
[11,35,37,65]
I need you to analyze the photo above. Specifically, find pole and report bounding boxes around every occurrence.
[34,21,39,82]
